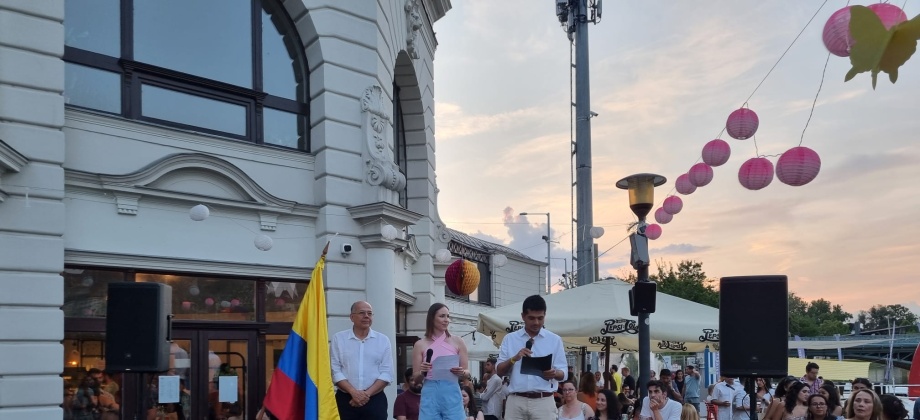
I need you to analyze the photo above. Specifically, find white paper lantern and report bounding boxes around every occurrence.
[220,300,231,308]
[381,224,398,241]
[493,254,508,267]
[589,226,605,239]
[435,248,452,263]
[189,285,200,296]
[189,204,210,221]
[254,234,274,251]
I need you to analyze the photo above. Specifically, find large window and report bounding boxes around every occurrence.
[393,84,409,207]
[64,0,309,150]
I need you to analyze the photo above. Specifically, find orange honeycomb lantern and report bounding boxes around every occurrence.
[445,259,480,295]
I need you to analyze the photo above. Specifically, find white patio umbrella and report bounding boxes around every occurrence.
[463,331,501,361]
[477,279,720,353]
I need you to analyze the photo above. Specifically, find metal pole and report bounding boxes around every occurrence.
[546,212,552,294]
[637,262,650,399]
[574,0,595,287]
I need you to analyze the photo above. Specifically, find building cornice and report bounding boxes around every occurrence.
[0,139,29,202]
[65,153,319,219]
[66,249,313,280]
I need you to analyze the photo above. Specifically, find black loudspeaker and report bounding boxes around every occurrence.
[719,275,788,377]
[630,281,657,314]
[105,282,172,372]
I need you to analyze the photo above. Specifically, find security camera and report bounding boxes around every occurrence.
[589,111,599,117]
[341,243,353,256]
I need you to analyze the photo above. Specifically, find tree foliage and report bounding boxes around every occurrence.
[622,260,720,308]
[856,304,920,333]
[788,293,852,336]
[612,259,918,337]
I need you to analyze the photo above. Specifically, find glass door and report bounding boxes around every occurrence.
[145,329,257,420]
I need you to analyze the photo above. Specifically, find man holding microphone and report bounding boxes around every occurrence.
[496,295,567,420]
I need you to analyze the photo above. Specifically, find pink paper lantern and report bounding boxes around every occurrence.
[776,146,821,187]
[204,297,215,306]
[181,301,192,311]
[738,157,774,190]
[702,139,731,167]
[645,224,662,240]
[274,298,286,306]
[663,195,683,215]
[688,163,714,187]
[867,3,907,29]
[823,6,853,57]
[726,108,759,140]
[654,207,673,224]
[675,174,697,195]
[230,298,241,307]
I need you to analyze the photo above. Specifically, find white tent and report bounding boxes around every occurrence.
[478,279,719,353]
[463,331,500,361]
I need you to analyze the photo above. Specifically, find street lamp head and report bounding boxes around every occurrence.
[519,212,528,216]
[616,173,667,220]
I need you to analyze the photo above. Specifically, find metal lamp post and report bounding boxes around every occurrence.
[616,173,666,399]
[520,212,551,294]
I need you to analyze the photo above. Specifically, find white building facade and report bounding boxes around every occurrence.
[0,0,492,418]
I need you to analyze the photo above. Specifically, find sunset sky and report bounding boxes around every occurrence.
[432,1,920,317]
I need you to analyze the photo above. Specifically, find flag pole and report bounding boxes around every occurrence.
[321,241,330,258]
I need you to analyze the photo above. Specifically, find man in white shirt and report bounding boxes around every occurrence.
[481,357,505,420]
[639,380,683,420]
[330,301,393,420]
[496,295,568,420]
[732,383,751,420]
[712,377,736,420]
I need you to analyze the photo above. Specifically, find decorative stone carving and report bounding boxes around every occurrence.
[114,193,140,215]
[259,212,278,231]
[405,0,422,59]
[361,86,406,192]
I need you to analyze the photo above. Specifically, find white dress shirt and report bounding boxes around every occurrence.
[497,327,568,393]
[481,373,504,416]
[712,382,736,420]
[330,328,393,390]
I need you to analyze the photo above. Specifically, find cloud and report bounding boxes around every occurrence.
[651,243,713,255]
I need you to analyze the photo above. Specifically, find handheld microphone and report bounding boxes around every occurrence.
[526,339,533,350]
[426,348,433,363]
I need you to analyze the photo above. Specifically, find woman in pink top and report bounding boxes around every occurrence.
[413,303,470,420]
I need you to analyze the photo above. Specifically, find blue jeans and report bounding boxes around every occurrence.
[420,380,465,420]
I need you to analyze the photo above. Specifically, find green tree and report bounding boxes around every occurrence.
[788,293,851,336]
[623,260,720,308]
[856,304,919,333]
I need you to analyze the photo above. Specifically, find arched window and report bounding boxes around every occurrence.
[64,0,309,151]
[392,84,409,207]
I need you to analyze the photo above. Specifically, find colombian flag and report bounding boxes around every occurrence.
[263,249,340,420]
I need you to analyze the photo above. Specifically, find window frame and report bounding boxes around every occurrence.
[63,0,310,151]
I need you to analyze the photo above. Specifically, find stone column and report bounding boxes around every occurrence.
[347,202,421,408]
[0,0,66,416]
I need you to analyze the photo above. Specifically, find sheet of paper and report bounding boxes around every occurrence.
[520,354,552,376]
[218,376,238,402]
[431,354,460,381]
[158,376,180,403]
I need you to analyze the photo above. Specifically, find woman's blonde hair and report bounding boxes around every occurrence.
[681,403,700,420]
[845,389,882,420]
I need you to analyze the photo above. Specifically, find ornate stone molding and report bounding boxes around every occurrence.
[65,153,319,218]
[405,0,423,60]
[0,139,28,203]
[361,86,406,193]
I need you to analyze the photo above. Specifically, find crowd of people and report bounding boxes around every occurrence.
[319,296,920,420]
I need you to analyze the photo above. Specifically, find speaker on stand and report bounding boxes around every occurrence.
[105,282,173,372]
